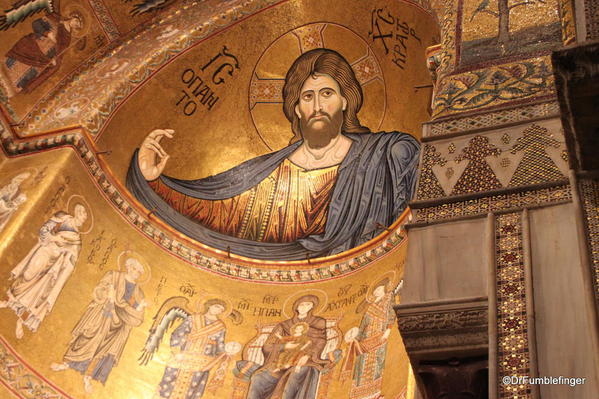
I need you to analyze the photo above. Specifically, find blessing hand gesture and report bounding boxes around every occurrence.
[138,129,174,181]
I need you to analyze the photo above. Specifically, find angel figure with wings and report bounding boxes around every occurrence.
[139,296,243,399]
[0,0,86,97]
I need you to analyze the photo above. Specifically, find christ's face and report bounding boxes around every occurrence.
[295,73,347,149]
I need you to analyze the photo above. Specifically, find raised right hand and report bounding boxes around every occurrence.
[138,129,175,181]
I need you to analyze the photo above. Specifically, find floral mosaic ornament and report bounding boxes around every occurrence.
[432,57,555,118]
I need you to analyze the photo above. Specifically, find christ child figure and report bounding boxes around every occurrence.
[273,322,312,373]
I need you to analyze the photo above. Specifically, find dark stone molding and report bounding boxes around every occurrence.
[396,297,488,357]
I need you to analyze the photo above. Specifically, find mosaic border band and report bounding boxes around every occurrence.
[423,101,560,139]
[495,212,533,398]
[0,122,406,283]
[0,336,72,399]
[411,184,572,225]
[579,179,599,307]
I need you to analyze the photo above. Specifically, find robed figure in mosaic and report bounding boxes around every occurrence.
[0,1,84,97]
[341,278,397,399]
[0,204,87,339]
[245,294,332,399]
[51,258,147,393]
[0,172,30,231]
[127,48,419,260]
[139,296,242,399]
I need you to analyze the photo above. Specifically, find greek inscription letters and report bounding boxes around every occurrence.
[179,283,197,297]
[237,298,250,311]
[326,284,368,311]
[200,45,240,85]
[369,7,421,70]
[262,294,279,305]
[175,46,240,116]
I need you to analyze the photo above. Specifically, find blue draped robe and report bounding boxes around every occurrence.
[126,132,419,260]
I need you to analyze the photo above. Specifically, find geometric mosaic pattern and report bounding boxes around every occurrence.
[558,0,577,45]
[416,125,568,200]
[585,0,599,40]
[416,144,447,199]
[508,125,565,187]
[412,184,572,224]
[425,101,560,138]
[451,136,502,195]
[579,179,599,307]
[495,212,533,399]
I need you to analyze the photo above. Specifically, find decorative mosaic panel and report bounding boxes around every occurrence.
[507,125,565,187]
[432,56,555,119]
[436,0,458,77]
[416,145,447,199]
[451,135,502,195]
[416,123,568,200]
[579,179,599,306]
[424,101,560,138]
[88,0,121,41]
[460,0,561,67]
[412,184,572,224]
[557,0,577,45]
[495,212,533,399]
[585,0,599,40]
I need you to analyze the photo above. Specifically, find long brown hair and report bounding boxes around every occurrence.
[283,48,370,142]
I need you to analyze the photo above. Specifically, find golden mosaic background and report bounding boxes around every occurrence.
[0,0,438,398]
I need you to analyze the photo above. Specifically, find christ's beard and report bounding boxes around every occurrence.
[300,110,343,149]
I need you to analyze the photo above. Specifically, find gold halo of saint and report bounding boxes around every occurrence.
[367,270,398,298]
[193,295,233,316]
[249,22,386,151]
[281,289,329,319]
[62,3,90,39]
[65,194,93,234]
[116,250,152,285]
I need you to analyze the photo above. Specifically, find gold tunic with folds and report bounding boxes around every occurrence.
[149,159,339,243]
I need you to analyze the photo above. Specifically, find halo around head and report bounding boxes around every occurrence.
[117,250,151,285]
[282,289,328,319]
[194,296,232,315]
[66,194,93,234]
[249,22,386,151]
[368,270,398,297]
[63,4,91,38]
